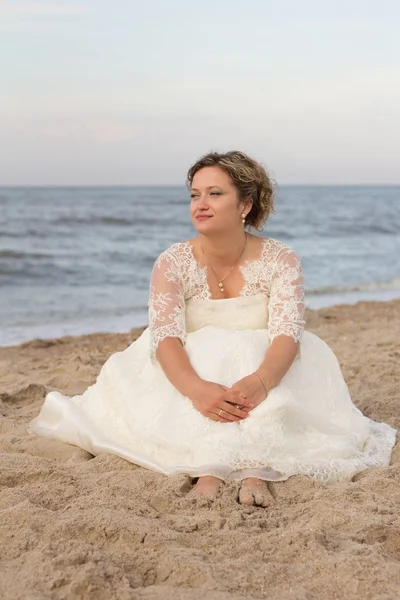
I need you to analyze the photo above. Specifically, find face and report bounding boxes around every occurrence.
[189,166,250,233]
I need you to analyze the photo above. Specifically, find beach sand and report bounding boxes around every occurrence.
[0,300,399,600]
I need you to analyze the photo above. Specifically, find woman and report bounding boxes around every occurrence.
[27,151,397,508]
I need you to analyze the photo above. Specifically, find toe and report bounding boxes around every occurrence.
[257,486,275,507]
[238,487,255,506]
[240,494,255,506]
[253,491,265,506]
[254,491,270,507]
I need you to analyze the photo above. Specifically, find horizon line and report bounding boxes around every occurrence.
[1,182,399,188]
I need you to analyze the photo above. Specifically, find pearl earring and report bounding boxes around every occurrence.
[241,213,246,224]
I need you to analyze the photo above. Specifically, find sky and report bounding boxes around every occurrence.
[1,0,399,185]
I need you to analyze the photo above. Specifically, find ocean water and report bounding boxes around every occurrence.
[1,185,399,347]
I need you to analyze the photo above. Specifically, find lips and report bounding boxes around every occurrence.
[196,215,212,220]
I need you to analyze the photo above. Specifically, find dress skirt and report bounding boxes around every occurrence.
[27,324,397,485]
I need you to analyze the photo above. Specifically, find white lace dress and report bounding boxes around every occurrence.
[27,238,397,484]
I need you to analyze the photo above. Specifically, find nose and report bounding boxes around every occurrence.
[196,194,210,210]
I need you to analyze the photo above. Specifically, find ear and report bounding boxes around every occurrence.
[241,197,253,214]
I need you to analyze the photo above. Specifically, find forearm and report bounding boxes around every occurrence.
[255,335,299,392]
[156,337,204,398]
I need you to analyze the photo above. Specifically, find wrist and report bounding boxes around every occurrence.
[254,369,273,394]
[181,374,208,400]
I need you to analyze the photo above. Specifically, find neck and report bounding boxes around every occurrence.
[199,230,247,267]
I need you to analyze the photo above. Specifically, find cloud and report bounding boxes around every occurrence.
[8,117,143,143]
[0,1,88,17]
[291,21,388,33]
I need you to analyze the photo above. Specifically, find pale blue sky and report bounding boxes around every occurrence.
[1,0,399,184]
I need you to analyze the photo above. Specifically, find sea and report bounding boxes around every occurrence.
[1,186,399,347]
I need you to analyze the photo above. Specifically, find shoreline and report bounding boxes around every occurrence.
[2,288,400,349]
[0,298,399,599]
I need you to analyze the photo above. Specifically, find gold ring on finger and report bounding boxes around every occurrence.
[218,409,223,416]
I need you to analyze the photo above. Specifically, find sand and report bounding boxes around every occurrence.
[0,300,399,600]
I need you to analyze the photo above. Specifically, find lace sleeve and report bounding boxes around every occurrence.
[148,250,186,363]
[268,246,306,343]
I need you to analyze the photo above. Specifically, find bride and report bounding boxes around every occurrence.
[27,150,397,508]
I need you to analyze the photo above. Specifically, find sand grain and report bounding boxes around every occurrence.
[0,301,399,599]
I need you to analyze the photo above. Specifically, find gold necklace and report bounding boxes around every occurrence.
[201,234,247,294]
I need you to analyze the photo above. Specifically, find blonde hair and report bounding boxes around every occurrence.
[186,150,275,231]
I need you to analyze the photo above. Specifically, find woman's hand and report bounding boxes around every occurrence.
[190,381,254,423]
[229,373,268,411]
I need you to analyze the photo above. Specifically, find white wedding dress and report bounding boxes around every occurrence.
[27,238,397,484]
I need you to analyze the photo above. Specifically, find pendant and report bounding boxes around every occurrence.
[218,281,224,293]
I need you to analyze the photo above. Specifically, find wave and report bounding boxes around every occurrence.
[266,229,295,240]
[54,216,132,226]
[287,225,399,239]
[0,310,149,347]
[308,278,400,295]
[0,229,48,238]
[368,223,400,235]
[0,250,49,259]
[53,215,161,227]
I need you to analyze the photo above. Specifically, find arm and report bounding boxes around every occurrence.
[256,246,306,392]
[230,246,305,405]
[157,337,204,399]
[255,335,299,393]
[148,250,201,396]
[148,251,252,421]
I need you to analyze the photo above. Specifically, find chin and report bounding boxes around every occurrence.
[193,220,215,232]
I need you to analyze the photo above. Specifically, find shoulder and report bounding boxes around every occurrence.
[261,238,302,274]
[261,237,299,260]
[153,241,192,270]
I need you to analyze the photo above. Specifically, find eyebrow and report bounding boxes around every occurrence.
[190,185,223,192]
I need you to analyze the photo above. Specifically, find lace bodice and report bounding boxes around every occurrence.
[148,237,305,361]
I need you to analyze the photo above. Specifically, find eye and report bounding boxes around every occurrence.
[190,193,199,199]
[210,191,221,196]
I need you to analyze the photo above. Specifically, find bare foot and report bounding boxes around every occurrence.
[189,476,222,498]
[238,478,275,508]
